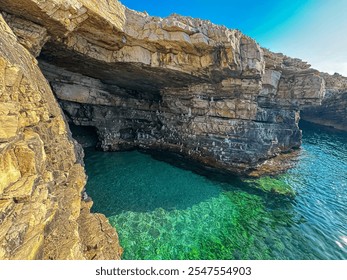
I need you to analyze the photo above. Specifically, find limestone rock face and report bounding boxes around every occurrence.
[2,12,50,57]
[0,0,326,175]
[1,0,343,260]
[0,14,122,260]
[301,73,347,131]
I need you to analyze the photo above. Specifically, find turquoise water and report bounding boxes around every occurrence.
[84,121,347,259]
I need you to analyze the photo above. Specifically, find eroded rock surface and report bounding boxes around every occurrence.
[0,0,325,175]
[1,0,326,176]
[301,73,347,131]
[0,14,122,260]
[0,0,343,260]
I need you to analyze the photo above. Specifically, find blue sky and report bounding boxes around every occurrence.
[121,0,347,76]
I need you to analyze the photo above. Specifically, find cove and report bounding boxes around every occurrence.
[84,121,347,260]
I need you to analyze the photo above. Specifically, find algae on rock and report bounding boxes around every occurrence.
[243,176,296,197]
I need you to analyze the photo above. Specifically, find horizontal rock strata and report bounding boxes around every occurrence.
[0,0,325,175]
[1,0,344,260]
[301,73,347,131]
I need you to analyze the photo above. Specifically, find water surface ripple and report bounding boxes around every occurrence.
[85,121,347,259]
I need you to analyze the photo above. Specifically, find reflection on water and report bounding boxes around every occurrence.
[84,121,347,259]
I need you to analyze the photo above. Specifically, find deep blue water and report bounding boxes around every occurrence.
[84,121,347,259]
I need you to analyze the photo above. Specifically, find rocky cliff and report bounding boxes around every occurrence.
[0,0,326,176]
[0,0,336,259]
[0,14,122,259]
[301,73,347,131]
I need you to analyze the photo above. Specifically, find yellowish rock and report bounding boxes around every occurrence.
[5,65,22,87]
[0,102,19,141]
[0,149,21,195]
[0,13,121,260]
[1,175,36,200]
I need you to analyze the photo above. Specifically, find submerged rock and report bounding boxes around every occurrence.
[243,176,296,197]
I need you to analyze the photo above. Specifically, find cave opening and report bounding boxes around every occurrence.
[67,119,247,191]
[69,123,99,148]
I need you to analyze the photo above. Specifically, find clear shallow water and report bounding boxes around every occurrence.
[84,121,347,259]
